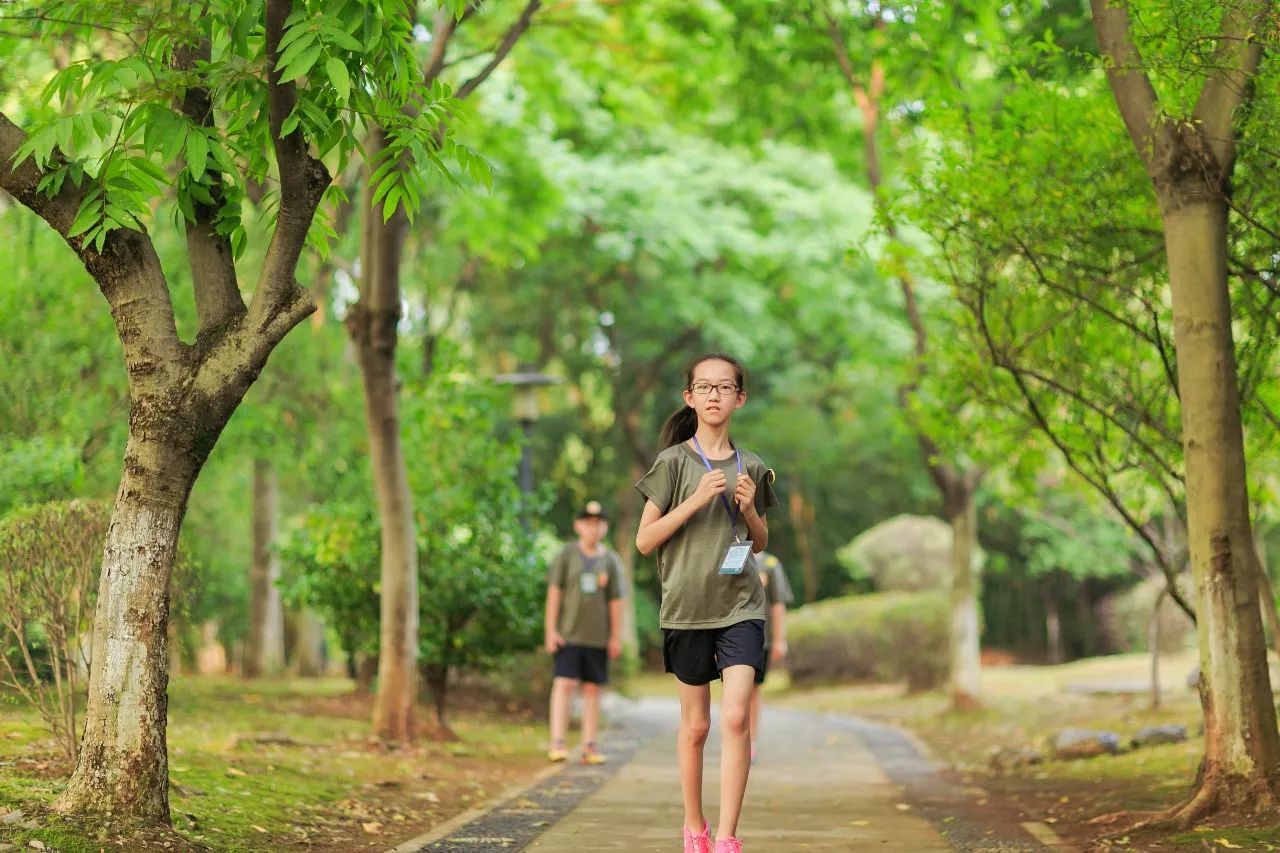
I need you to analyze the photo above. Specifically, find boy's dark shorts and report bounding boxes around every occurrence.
[553,644,609,685]
[663,619,765,686]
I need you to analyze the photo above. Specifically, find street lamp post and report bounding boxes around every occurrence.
[495,368,561,501]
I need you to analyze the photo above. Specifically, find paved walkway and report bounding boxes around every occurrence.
[526,701,953,852]
[400,697,1066,853]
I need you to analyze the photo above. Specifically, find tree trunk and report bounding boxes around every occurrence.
[1162,190,1280,810]
[613,463,643,653]
[789,490,820,604]
[244,459,285,678]
[1253,534,1280,660]
[1043,579,1063,665]
[290,609,326,677]
[348,127,418,742]
[355,653,379,695]
[946,485,981,710]
[54,434,198,822]
[1150,587,1166,710]
[423,662,455,738]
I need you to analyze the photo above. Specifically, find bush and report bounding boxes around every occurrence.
[787,591,950,691]
[0,499,198,760]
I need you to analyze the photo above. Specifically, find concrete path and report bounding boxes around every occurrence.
[399,697,1066,852]
[525,700,954,852]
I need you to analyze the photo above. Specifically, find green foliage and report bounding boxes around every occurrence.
[788,592,950,691]
[280,359,545,711]
[278,502,380,663]
[5,0,475,253]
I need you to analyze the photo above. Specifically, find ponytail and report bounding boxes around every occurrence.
[659,405,699,450]
[657,352,748,450]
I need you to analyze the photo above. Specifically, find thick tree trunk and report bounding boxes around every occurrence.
[54,433,198,822]
[244,459,285,678]
[946,485,981,709]
[348,127,418,742]
[1162,191,1280,809]
[290,609,326,677]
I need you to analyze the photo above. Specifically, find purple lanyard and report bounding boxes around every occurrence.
[692,436,742,538]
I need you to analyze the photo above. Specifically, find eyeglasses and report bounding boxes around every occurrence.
[689,383,741,397]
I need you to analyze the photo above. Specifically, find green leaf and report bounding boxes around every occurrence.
[326,57,351,103]
[282,43,324,82]
[381,182,402,222]
[275,30,317,74]
[185,129,208,178]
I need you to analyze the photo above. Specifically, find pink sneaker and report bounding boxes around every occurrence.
[683,821,711,853]
[714,839,743,853]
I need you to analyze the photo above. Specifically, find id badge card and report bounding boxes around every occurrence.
[580,571,599,594]
[719,541,755,575]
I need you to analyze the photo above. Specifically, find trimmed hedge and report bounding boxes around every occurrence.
[787,591,950,691]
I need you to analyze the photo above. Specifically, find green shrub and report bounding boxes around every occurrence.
[787,591,949,691]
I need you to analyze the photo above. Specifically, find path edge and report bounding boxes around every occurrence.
[384,762,566,853]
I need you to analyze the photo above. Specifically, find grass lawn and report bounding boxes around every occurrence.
[0,675,547,852]
[774,651,1280,851]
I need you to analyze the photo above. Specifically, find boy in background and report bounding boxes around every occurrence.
[544,501,625,764]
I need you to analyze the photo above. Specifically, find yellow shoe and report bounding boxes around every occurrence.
[581,749,607,766]
[547,749,569,763]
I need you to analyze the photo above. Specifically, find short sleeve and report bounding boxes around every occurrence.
[635,454,676,511]
[754,462,780,516]
[606,553,626,601]
[774,562,795,606]
[546,547,567,587]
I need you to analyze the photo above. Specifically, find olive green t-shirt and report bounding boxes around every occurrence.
[547,544,624,649]
[635,442,780,630]
[758,552,794,647]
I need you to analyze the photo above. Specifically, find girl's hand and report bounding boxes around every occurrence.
[735,474,757,515]
[694,469,728,507]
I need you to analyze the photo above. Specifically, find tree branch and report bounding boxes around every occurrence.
[973,286,1195,620]
[422,3,475,87]
[247,0,328,344]
[454,0,542,101]
[0,111,182,376]
[1090,0,1177,174]
[195,0,328,403]
[173,29,244,338]
[1192,0,1272,170]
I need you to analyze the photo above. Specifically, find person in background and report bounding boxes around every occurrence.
[544,500,625,765]
[749,551,793,763]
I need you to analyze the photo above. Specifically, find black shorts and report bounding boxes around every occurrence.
[755,653,770,685]
[663,619,765,686]
[553,644,609,685]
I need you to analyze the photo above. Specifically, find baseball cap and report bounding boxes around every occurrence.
[577,500,608,520]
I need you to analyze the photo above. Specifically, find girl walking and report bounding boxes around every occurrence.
[635,353,778,853]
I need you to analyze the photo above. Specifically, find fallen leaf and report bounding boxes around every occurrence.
[251,825,268,834]
[849,820,870,827]
[28,842,45,851]
[226,767,248,778]
[362,822,382,834]
[895,803,911,812]
[1214,840,1243,850]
